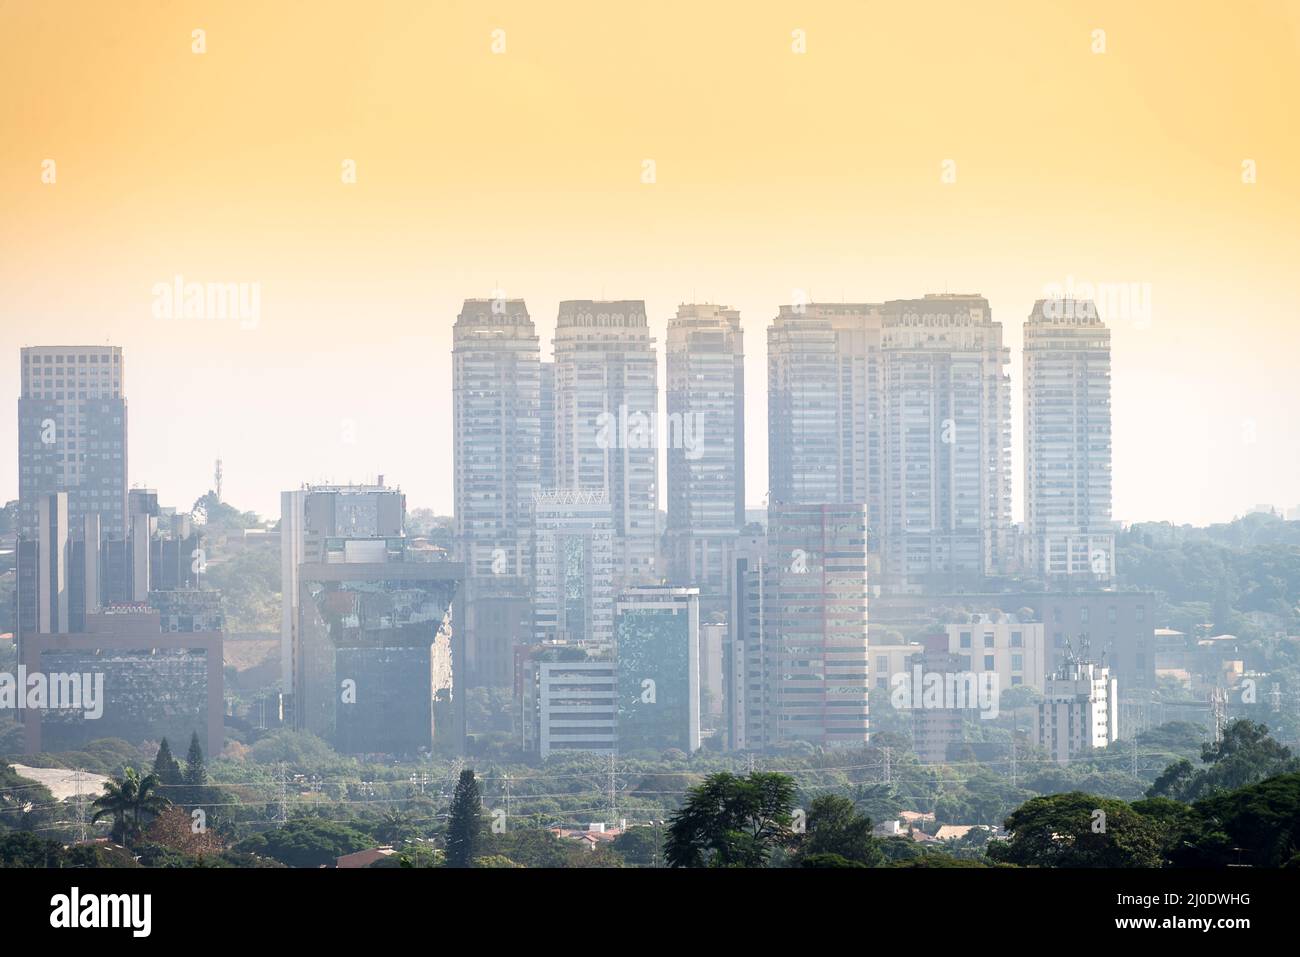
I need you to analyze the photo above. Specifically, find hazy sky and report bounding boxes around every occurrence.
[2,1,1298,524]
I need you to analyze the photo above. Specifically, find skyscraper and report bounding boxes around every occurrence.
[532,488,615,648]
[879,295,1012,587]
[280,482,406,718]
[1023,298,1114,582]
[453,299,543,689]
[18,346,127,541]
[767,304,882,523]
[539,360,556,492]
[552,300,658,587]
[665,303,745,594]
[754,503,871,748]
[452,298,542,582]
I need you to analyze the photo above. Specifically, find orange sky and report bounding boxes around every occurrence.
[2,0,1298,523]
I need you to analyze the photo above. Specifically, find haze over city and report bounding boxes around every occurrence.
[3,1,1299,524]
[3,1,1300,927]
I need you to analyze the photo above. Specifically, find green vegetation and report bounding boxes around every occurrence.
[664,772,795,867]
[91,767,169,844]
[0,721,1295,868]
[444,769,483,868]
[1145,719,1297,801]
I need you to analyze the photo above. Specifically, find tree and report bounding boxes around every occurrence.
[236,817,372,868]
[0,832,66,867]
[132,771,169,835]
[1171,772,1300,868]
[444,769,483,868]
[152,738,184,787]
[1147,720,1296,802]
[790,794,882,867]
[1130,797,1198,863]
[483,829,570,868]
[91,769,139,843]
[376,809,418,847]
[988,792,1163,868]
[799,852,867,868]
[142,805,224,858]
[184,732,208,787]
[851,782,903,825]
[611,825,664,866]
[1146,759,1195,802]
[0,761,57,831]
[92,768,168,845]
[664,771,795,868]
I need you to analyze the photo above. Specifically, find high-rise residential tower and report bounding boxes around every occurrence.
[879,295,1012,587]
[452,299,544,689]
[18,346,128,541]
[665,303,745,594]
[1023,298,1114,582]
[452,298,542,582]
[539,360,556,492]
[767,304,884,561]
[552,300,658,587]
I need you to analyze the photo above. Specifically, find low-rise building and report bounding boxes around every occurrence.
[1034,656,1118,763]
[945,614,1047,692]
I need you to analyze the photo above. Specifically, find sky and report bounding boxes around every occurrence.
[2,0,1298,525]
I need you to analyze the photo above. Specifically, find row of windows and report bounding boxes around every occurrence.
[24,353,119,364]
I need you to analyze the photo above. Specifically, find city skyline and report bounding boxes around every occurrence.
[3,282,1295,530]
[2,0,1298,893]
[3,1,1298,527]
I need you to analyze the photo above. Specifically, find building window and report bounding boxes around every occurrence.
[959,631,971,648]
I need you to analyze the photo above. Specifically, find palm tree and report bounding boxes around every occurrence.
[377,809,416,847]
[92,768,170,844]
[92,769,140,843]
[131,771,169,837]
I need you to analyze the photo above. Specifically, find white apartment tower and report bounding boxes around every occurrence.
[767,304,882,521]
[879,295,1012,587]
[1034,656,1119,763]
[552,300,658,587]
[452,298,542,582]
[1023,298,1114,582]
[665,304,745,593]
